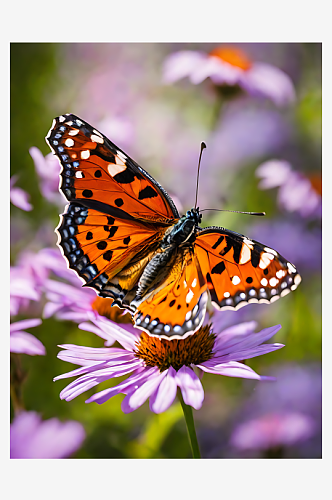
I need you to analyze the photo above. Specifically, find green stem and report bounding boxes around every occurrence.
[178,391,201,458]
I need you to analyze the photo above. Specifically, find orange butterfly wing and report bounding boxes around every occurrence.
[195,227,302,311]
[133,251,208,339]
[46,114,179,223]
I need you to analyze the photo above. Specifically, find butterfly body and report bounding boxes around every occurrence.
[46,114,301,340]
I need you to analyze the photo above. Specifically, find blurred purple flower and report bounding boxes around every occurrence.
[230,411,316,451]
[256,159,322,218]
[10,266,41,316]
[228,363,321,457]
[248,219,322,272]
[29,147,64,207]
[10,176,33,211]
[10,318,45,356]
[163,47,295,106]
[54,317,283,414]
[43,279,98,323]
[10,411,85,458]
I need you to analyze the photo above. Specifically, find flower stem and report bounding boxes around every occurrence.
[178,391,201,458]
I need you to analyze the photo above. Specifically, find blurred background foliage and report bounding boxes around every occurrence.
[10,43,321,458]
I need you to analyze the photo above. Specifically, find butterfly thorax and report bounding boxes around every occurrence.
[136,209,201,299]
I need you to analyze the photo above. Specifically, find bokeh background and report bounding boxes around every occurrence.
[10,43,322,458]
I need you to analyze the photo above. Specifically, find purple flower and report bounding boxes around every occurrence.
[256,159,322,218]
[10,411,85,458]
[10,319,45,356]
[10,176,33,211]
[230,411,316,451]
[227,363,322,457]
[29,147,64,207]
[163,47,295,106]
[54,317,283,414]
[10,266,41,316]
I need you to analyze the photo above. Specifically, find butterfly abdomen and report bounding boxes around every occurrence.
[136,247,175,299]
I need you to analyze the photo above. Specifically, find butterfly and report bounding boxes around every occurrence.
[46,114,301,339]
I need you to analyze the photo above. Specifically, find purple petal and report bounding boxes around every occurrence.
[176,366,204,410]
[10,183,33,211]
[241,62,296,106]
[213,324,282,357]
[11,411,85,459]
[162,50,206,83]
[86,367,154,405]
[10,331,46,356]
[198,361,274,381]
[256,159,292,189]
[10,318,42,332]
[121,370,167,413]
[206,342,284,365]
[149,367,178,414]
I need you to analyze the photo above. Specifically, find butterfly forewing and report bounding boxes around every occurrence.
[46,114,179,223]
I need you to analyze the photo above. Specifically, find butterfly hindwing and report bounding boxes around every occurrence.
[57,202,169,299]
[133,251,208,339]
[195,227,302,311]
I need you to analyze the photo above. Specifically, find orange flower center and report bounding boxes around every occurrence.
[91,296,133,324]
[134,325,216,372]
[209,46,252,71]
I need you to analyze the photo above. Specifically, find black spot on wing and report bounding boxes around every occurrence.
[232,240,242,265]
[94,170,102,178]
[82,189,93,198]
[169,299,176,307]
[103,250,113,261]
[86,232,93,240]
[115,198,124,207]
[251,245,261,268]
[246,276,253,284]
[123,236,131,245]
[212,235,224,250]
[211,261,226,275]
[138,186,158,200]
[113,169,136,184]
[97,241,107,250]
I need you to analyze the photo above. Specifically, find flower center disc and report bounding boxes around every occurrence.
[209,46,252,71]
[134,325,216,372]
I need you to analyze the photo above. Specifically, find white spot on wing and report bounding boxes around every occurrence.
[68,129,79,136]
[239,244,251,264]
[75,171,84,178]
[232,275,241,285]
[81,150,90,159]
[269,277,279,287]
[260,278,268,286]
[107,163,126,177]
[65,138,74,147]
[280,288,291,297]
[186,289,194,303]
[287,262,297,274]
[264,247,278,256]
[259,252,274,269]
[59,116,65,122]
[91,134,104,144]
[294,274,302,285]
[93,129,103,137]
[243,237,254,249]
[65,120,73,126]
[117,150,127,162]
[191,278,197,288]
[276,269,286,279]
[223,291,230,298]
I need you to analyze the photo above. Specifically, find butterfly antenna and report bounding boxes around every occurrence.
[201,208,266,216]
[194,142,206,210]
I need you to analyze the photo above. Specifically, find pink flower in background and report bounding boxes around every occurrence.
[10,411,85,458]
[29,147,64,207]
[230,411,316,451]
[256,159,322,218]
[10,267,41,316]
[163,46,295,106]
[10,176,33,211]
[10,319,45,356]
[54,317,283,414]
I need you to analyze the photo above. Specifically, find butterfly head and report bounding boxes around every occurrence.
[186,207,202,225]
